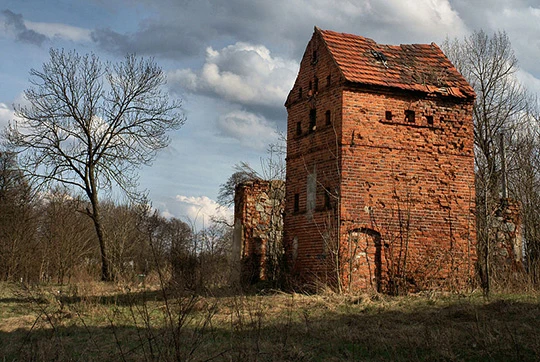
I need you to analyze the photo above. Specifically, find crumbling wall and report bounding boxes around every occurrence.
[489,198,523,278]
[233,179,284,285]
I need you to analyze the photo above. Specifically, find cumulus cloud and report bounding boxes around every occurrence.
[217,110,279,150]
[165,195,232,226]
[169,42,297,113]
[2,9,47,45]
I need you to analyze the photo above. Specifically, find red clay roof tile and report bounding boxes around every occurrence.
[318,28,475,98]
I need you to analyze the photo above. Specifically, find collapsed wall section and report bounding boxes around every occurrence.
[232,179,284,285]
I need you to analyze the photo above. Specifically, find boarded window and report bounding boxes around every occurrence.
[306,172,317,215]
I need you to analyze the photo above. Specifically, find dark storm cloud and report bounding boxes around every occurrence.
[91,24,205,58]
[2,9,48,46]
[92,0,468,62]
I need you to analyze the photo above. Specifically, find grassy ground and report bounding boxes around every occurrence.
[1,282,539,361]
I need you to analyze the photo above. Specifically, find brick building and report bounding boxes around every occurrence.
[283,28,476,293]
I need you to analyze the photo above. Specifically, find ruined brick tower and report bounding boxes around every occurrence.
[283,28,476,292]
[232,179,285,285]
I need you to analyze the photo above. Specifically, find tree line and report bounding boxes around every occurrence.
[0,152,232,287]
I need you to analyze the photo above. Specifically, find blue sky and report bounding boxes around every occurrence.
[2,0,540,225]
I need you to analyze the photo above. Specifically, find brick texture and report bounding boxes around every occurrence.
[234,180,285,284]
[283,28,477,292]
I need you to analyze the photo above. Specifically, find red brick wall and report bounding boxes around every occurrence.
[284,30,476,292]
[284,30,344,287]
[339,88,476,292]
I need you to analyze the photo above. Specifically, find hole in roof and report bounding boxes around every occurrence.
[370,50,387,62]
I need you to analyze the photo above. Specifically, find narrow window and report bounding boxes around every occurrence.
[314,76,319,93]
[405,110,415,123]
[312,50,318,64]
[385,111,392,121]
[324,189,332,209]
[426,115,434,125]
[298,87,303,99]
[326,75,331,87]
[440,116,445,123]
[325,110,331,125]
[294,193,300,212]
[309,109,317,132]
[308,81,312,91]
[296,122,302,136]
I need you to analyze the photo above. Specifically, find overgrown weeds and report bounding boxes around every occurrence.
[1,282,540,361]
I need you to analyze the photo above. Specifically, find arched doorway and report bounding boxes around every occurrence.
[347,228,383,291]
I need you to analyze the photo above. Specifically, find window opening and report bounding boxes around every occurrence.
[312,50,318,64]
[296,122,302,136]
[325,110,331,125]
[314,76,319,93]
[426,115,434,125]
[298,87,303,99]
[309,109,317,132]
[326,75,331,87]
[324,189,332,209]
[294,193,300,212]
[405,110,415,123]
[385,111,392,121]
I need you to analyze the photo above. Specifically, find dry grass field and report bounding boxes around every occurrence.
[1,281,539,361]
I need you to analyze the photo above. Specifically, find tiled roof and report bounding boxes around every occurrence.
[319,28,475,98]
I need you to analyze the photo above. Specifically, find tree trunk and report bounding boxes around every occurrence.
[89,189,113,281]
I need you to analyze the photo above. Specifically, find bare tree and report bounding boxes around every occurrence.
[3,49,185,281]
[218,137,286,208]
[443,30,530,294]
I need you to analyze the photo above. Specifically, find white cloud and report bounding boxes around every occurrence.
[516,69,540,97]
[0,103,15,130]
[167,195,233,227]
[26,20,91,42]
[217,110,279,150]
[169,42,297,110]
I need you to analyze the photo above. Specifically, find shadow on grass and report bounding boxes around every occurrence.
[1,296,540,361]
